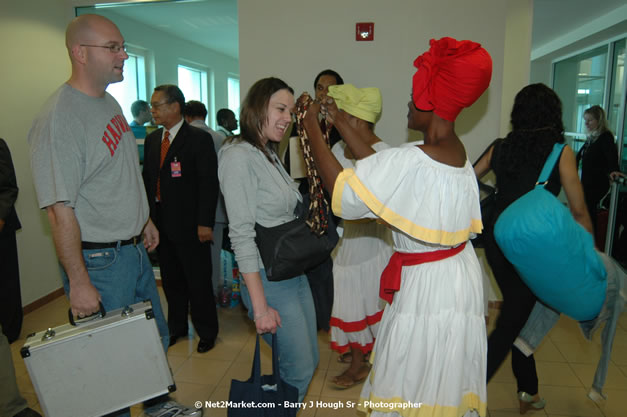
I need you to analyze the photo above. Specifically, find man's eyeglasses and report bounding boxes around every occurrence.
[80,44,127,54]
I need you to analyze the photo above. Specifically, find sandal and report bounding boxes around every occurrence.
[518,391,546,414]
[336,351,371,363]
[337,352,352,363]
[331,364,370,389]
[331,374,367,389]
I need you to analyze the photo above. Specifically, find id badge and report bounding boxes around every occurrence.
[171,160,182,177]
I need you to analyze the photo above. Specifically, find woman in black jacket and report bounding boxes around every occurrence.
[577,105,623,231]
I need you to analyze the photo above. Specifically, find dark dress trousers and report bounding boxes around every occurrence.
[0,138,23,343]
[142,122,219,341]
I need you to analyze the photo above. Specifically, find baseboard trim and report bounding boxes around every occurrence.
[23,288,65,315]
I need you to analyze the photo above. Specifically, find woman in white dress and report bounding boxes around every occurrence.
[324,84,394,388]
[301,37,493,416]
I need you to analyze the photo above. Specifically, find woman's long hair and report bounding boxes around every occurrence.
[498,83,565,176]
[584,105,611,137]
[232,77,294,161]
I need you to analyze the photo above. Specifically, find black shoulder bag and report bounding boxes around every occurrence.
[255,194,339,282]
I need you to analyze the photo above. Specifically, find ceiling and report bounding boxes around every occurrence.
[85,0,626,62]
[531,0,626,52]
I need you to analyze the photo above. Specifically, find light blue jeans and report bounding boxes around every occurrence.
[60,242,170,417]
[515,252,626,396]
[240,270,319,402]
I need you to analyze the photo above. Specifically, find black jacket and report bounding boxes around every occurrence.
[0,138,21,236]
[576,130,619,206]
[142,122,218,243]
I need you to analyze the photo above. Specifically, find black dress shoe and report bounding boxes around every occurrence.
[169,333,186,347]
[168,336,178,347]
[197,338,215,353]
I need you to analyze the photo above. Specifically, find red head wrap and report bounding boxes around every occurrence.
[412,37,492,122]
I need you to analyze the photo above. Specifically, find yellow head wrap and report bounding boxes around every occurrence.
[327,84,382,123]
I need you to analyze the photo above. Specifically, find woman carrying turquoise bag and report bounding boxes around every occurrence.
[474,83,593,414]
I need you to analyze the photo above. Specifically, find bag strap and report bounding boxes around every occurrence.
[249,334,283,391]
[535,143,565,188]
[271,333,281,387]
[250,334,262,384]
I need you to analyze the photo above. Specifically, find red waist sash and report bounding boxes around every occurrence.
[380,242,467,304]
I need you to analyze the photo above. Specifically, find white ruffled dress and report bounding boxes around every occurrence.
[329,141,394,354]
[332,146,487,417]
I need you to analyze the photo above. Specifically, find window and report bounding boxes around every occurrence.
[227,76,240,134]
[553,45,608,145]
[608,39,626,138]
[106,52,146,123]
[178,65,208,111]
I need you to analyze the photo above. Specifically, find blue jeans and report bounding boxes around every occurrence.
[515,252,626,396]
[240,270,319,402]
[60,242,170,417]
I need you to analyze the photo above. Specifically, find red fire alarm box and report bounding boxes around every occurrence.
[356,22,374,41]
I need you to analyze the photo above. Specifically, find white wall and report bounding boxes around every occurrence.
[0,0,75,305]
[238,0,528,162]
[2,0,532,306]
[499,0,533,135]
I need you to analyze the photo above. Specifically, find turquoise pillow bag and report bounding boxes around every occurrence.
[494,143,607,321]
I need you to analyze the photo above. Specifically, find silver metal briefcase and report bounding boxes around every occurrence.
[21,301,175,417]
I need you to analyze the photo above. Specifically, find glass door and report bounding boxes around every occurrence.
[553,45,608,153]
[605,39,626,263]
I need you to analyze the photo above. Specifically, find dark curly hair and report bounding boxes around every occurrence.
[497,83,565,176]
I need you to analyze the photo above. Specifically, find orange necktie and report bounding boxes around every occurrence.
[156,131,170,201]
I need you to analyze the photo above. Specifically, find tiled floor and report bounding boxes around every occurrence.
[8,288,627,417]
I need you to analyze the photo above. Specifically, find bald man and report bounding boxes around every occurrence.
[28,15,202,417]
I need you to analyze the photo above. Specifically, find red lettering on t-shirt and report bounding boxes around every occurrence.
[102,114,131,157]
[102,131,117,156]
[110,117,123,137]
[107,124,122,145]
[116,115,131,133]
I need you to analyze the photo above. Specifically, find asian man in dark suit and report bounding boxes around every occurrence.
[143,85,219,353]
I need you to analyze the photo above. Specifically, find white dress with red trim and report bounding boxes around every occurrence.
[329,141,394,354]
[332,146,486,417]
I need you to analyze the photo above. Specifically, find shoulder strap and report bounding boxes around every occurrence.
[536,143,565,187]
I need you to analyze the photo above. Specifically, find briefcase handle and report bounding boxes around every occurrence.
[68,302,107,326]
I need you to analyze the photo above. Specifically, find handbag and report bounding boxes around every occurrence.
[472,139,498,248]
[255,194,339,282]
[494,143,607,321]
[473,181,496,248]
[228,334,299,417]
[595,190,611,251]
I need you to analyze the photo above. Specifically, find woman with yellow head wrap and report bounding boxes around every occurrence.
[323,84,394,388]
[300,37,492,417]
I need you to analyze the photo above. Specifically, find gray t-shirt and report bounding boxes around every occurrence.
[28,84,149,242]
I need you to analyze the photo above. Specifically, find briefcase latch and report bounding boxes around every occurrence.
[121,305,134,317]
[42,328,56,341]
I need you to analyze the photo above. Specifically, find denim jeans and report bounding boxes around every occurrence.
[60,242,170,417]
[1,325,28,416]
[240,269,319,402]
[515,252,626,396]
